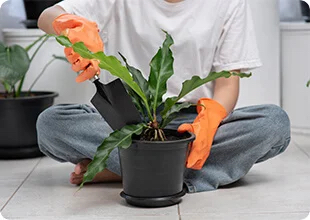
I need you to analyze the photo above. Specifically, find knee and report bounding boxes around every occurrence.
[260,104,291,148]
[36,105,61,151]
[37,105,60,135]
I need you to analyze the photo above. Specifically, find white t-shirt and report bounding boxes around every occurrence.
[57,0,262,103]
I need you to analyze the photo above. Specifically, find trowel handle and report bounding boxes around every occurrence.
[90,75,100,82]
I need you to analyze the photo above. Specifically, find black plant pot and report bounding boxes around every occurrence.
[23,0,62,28]
[0,91,58,159]
[119,130,195,208]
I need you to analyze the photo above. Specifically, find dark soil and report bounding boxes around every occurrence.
[135,129,191,142]
[0,92,37,99]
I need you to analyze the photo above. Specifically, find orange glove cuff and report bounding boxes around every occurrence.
[197,98,227,121]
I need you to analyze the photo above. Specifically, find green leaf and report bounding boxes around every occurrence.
[119,52,150,101]
[124,83,147,120]
[148,32,174,115]
[160,102,193,128]
[161,71,252,117]
[55,35,72,47]
[80,123,145,189]
[64,40,153,119]
[54,35,153,119]
[0,43,30,87]
[307,80,310,87]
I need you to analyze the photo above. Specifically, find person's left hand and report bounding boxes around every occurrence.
[178,98,227,170]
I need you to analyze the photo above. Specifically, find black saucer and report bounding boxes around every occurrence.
[120,188,187,208]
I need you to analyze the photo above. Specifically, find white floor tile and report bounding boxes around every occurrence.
[292,134,310,158]
[0,179,23,209]
[250,143,310,175]
[181,212,309,220]
[0,158,40,180]
[5,215,179,220]
[180,172,310,214]
[2,157,179,218]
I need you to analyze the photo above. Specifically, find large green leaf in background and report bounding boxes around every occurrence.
[148,32,174,115]
[80,123,145,188]
[0,42,30,87]
[160,71,252,118]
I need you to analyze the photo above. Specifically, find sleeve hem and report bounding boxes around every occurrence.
[213,59,262,72]
[56,2,73,14]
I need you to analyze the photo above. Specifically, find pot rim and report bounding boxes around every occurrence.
[0,91,59,100]
[132,129,195,144]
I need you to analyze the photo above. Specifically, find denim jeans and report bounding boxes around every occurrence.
[36,104,291,193]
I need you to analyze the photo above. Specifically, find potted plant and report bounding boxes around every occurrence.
[56,32,251,207]
[0,34,65,159]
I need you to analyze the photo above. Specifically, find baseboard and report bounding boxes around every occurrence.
[291,127,310,136]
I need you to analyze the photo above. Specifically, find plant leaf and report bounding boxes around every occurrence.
[118,52,150,101]
[71,41,151,116]
[80,123,145,189]
[148,32,174,114]
[160,102,193,128]
[161,71,252,117]
[307,80,310,87]
[0,42,30,86]
[124,83,147,120]
[55,35,72,47]
[54,35,153,119]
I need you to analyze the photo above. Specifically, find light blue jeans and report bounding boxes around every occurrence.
[36,104,291,193]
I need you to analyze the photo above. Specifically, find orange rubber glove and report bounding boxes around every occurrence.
[52,14,104,83]
[178,98,227,170]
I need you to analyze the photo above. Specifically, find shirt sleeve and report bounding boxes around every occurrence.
[212,0,262,72]
[56,0,117,31]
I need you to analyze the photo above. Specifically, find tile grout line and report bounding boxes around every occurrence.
[178,204,182,220]
[0,157,43,212]
[293,140,310,159]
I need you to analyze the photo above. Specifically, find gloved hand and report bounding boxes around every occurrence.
[178,98,227,170]
[52,14,104,83]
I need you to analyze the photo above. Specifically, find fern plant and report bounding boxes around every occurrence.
[55,32,251,188]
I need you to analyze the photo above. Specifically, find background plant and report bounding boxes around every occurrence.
[0,34,66,98]
[56,32,251,188]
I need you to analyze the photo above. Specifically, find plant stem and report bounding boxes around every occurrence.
[3,82,11,94]
[24,34,48,52]
[16,35,50,97]
[143,100,153,121]
[27,58,56,94]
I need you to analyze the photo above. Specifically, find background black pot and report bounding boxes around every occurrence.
[0,91,58,159]
[23,0,62,28]
[119,130,195,208]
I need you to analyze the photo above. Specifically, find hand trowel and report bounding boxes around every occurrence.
[90,75,142,130]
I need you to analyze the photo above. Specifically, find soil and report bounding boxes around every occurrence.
[135,129,191,142]
[0,92,37,99]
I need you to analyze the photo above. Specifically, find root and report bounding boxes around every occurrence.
[140,121,167,141]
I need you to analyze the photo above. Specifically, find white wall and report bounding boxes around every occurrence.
[237,0,281,108]
[0,0,26,41]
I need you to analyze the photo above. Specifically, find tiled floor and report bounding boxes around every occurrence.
[1,134,310,220]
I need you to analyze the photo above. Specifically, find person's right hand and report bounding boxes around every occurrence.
[52,14,104,83]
